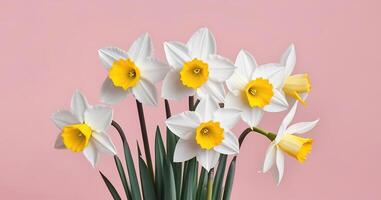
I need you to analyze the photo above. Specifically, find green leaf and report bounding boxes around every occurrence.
[123,140,142,200]
[196,168,208,200]
[114,155,132,200]
[222,157,237,200]
[163,156,177,200]
[99,171,122,200]
[181,158,197,200]
[139,156,157,200]
[111,121,141,200]
[166,127,182,198]
[212,155,227,200]
[155,126,166,199]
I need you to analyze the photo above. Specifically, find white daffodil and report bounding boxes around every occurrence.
[262,102,319,184]
[225,50,289,127]
[162,28,236,103]
[51,90,117,167]
[166,96,240,171]
[280,44,311,104]
[98,33,170,105]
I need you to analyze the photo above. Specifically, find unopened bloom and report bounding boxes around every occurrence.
[280,44,311,104]
[51,91,116,167]
[225,50,289,127]
[162,28,236,103]
[166,96,240,171]
[262,102,319,184]
[98,33,170,105]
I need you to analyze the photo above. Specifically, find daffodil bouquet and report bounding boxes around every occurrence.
[51,28,318,200]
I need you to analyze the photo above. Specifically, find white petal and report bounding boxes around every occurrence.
[224,92,246,110]
[197,150,220,171]
[197,80,225,103]
[54,135,65,149]
[275,149,285,185]
[235,49,257,80]
[100,78,128,104]
[275,101,299,143]
[98,47,129,69]
[166,111,201,140]
[214,130,239,155]
[186,27,216,59]
[51,110,80,129]
[164,41,191,69]
[224,92,263,127]
[139,58,170,83]
[280,44,296,79]
[206,55,235,82]
[226,71,248,95]
[253,64,285,88]
[263,90,288,112]
[71,90,89,123]
[286,119,319,135]
[262,143,276,172]
[84,106,113,132]
[195,95,219,121]
[242,107,264,128]
[213,108,241,130]
[161,70,195,100]
[92,132,117,155]
[128,33,152,64]
[132,78,158,105]
[83,141,99,167]
[173,139,199,162]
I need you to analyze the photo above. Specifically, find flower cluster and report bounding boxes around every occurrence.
[52,27,318,188]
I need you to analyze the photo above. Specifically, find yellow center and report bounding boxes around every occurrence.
[108,59,141,90]
[61,124,92,152]
[277,134,313,163]
[180,59,209,89]
[243,78,274,108]
[283,74,311,104]
[195,121,224,150]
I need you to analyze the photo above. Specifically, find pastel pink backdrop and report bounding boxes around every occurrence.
[1,0,380,199]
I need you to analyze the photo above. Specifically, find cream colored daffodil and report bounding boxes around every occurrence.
[51,91,116,167]
[166,96,240,171]
[162,28,236,103]
[280,44,311,104]
[98,33,170,105]
[225,50,289,127]
[262,101,319,184]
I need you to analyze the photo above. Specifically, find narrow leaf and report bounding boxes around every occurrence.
[166,127,182,198]
[212,155,227,200]
[114,155,133,200]
[196,168,208,200]
[155,126,166,199]
[222,157,237,200]
[181,158,197,200]
[139,157,158,200]
[163,156,177,200]
[99,171,122,200]
[123,140,142,200]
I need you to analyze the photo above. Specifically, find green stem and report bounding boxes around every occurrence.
[252,127,276,141]
[136,100,154,179]
[238,127,277,148]
[207,169,214,200]
[189,96,195,111]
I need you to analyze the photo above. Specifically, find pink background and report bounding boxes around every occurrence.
[1,0,380,199]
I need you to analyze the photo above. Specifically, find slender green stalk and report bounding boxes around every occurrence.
[207,169,215,200]
[136,100,154,179]
[239,127,277,148]
[189,96,195,111]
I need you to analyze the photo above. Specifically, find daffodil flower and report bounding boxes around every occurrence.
[280,44,311,104]
[162,28,236,103]
[166,96,240,171]
[262,102,319,184]
[225,50,289,127]
[98,33,170,105]
[51,91,116,167]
